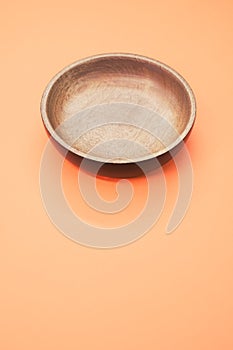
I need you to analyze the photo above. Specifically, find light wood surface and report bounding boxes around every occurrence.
[41,54,195,163]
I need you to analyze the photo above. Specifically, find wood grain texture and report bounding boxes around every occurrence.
[41,53,196,164]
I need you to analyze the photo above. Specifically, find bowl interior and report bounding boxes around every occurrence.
[43,55,194,163]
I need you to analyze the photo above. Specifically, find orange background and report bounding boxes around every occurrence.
[1,0,233,349]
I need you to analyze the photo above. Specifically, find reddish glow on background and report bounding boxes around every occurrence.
[1,0,233,349]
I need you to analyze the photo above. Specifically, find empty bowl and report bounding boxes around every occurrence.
[41,53,196,164]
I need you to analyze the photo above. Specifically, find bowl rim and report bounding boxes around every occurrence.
[40,52,196,164]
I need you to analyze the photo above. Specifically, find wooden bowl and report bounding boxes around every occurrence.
[41,53,196,164]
